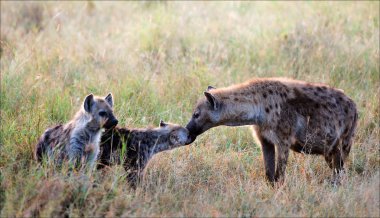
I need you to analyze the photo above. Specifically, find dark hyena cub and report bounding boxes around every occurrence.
[186,78,358,184]
[35,93,118,170]
[99,120,190,187]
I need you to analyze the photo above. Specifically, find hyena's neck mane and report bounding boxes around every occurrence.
[68,110,102,146]
[71,110,100,132]
[213,79,294,127]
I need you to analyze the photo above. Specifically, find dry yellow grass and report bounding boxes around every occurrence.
[1,2,379,217]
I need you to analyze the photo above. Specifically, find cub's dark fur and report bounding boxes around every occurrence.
[99,121,189,187]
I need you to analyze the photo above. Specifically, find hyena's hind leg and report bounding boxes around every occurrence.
[323,139,344,172]
[329,112,358,183]
[332,144,345,174]
[324,139,345,185]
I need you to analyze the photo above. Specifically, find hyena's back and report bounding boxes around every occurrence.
[35,124,71,162]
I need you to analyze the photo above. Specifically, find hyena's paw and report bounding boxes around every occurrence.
[265,176,285,188]
[329,170,347,187]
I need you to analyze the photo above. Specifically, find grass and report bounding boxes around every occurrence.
[1,1,379,217]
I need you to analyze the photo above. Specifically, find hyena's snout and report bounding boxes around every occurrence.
[185,133,195,145]
[104,115,118,129]
[185,121,200,145]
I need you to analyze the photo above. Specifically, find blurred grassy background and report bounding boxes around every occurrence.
[1,1,379,217]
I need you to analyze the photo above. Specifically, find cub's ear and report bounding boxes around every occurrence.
[204,91,218,110]
[159,120,168,127]
[207,86,216,91]
[105,93,113,107]
[84,93,94,113]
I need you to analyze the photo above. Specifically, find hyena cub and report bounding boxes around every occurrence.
[99,120,190,187]
[35,93,118,170]
[186,78,358,184]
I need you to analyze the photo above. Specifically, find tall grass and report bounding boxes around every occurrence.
[1,2,379,217]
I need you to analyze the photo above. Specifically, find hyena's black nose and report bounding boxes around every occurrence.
[185,134,196,145]
[105,117,118,129]
[111,118,118,126]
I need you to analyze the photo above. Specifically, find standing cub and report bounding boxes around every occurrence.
[35,93,118,170]
[99,120,190,187]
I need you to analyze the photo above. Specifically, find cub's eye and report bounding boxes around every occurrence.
[99,111,107,117]
[193,111,200,119]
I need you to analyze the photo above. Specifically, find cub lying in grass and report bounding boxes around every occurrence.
[35,93,118,171]
[99,120,190,187]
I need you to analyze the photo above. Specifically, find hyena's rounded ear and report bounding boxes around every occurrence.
[204,91,218,110]
[105,93,113,107]
[207,86,216,91]
[159,120,168,127]
[84,93,94,113]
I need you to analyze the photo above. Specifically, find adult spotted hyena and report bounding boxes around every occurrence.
[186,78,358,184]
[35,93,118,170]
[99,120,190,187]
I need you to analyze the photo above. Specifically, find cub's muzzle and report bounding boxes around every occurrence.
[104,117,118,129]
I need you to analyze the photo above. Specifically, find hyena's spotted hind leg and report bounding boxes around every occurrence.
[324,141,345,185]
[328,112,358,185]
[332,149,345,186]
[324,140,344,172]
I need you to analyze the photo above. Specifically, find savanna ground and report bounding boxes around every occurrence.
[1,1,379,217]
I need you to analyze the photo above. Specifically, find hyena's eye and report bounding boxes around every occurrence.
[193,111,200,119]
[98,111,107,117]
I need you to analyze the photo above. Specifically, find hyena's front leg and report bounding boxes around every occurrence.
[258,137,276,184]
[83,143,98,171]
[274,143,290,184]
[68,138,85,168]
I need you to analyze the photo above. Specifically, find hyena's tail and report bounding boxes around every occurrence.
[342,109,358,160]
